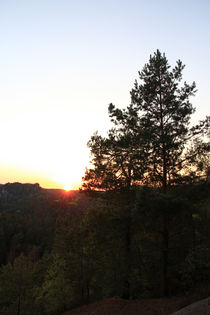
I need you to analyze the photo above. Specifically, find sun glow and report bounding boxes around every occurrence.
[52,171,83,191]
[61,181,80,191]
[63,185,72,191]
[0,108,92,189]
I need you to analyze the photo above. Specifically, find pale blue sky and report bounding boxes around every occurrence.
[0,0,209,188]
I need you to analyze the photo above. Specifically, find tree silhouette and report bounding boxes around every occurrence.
[83,50,209,296]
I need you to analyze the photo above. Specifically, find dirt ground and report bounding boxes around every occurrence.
[63,296,199,315]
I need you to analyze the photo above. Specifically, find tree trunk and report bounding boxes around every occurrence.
[122,222,131,299]
[17,293,21,315]
[122,191,132,299]
[159,80,169,297]
[160,213,169,296]
[160,145,169,296]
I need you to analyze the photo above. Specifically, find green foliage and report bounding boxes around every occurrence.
[0,254,40,315]
[38,254,72,314]
[0,183,210,310]
[183,133,210,183]
[181,245,210,292]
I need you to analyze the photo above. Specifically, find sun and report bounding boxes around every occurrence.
[51,166,85,192]
[60,181,81,191]
[63,184,72,191]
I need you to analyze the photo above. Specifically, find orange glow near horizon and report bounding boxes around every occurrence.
[38,176,82,190]
[51,171,84,191]
[63,186,71,191]
[0,107,93,191]
[62,183,80,191]
[0,161,85,190]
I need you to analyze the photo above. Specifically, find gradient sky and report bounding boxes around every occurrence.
[0,0,209,189]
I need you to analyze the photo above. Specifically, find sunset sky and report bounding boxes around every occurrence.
[0,0,209,190]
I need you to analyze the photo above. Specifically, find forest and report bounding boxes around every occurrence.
[0,50,209,315]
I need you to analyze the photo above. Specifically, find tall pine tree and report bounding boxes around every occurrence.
[109,50,198,191]
[83,50,209,296]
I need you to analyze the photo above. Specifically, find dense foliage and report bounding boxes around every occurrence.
[0,183,210,314]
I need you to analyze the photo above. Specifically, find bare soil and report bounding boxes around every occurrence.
[63,296,199,315]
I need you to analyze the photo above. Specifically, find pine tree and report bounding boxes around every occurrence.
[109,49,198,190]
[83,50,209,296]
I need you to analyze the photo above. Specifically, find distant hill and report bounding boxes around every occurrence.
[0,182,78,212]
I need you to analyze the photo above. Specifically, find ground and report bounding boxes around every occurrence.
[62,296,200,315]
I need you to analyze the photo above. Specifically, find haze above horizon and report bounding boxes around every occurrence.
[0,0,209,189]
